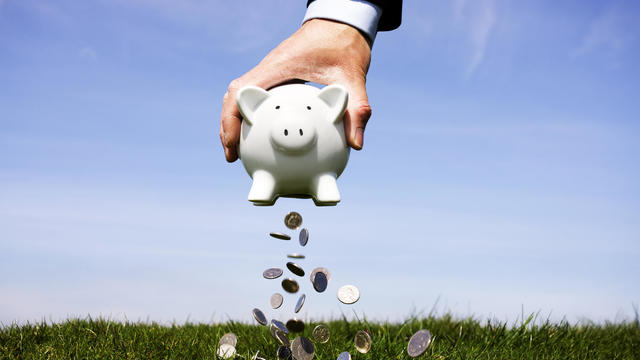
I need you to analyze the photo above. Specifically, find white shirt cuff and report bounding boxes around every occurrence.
[303,0,382,43]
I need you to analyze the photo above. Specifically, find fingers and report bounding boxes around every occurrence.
[342,77,372,150]
[220,69,292,162]
[220,81,243,162]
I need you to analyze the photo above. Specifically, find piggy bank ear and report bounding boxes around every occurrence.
[236,86,270,125]
[318,84,348,124]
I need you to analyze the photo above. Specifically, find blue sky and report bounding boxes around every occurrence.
[1,0,639,325]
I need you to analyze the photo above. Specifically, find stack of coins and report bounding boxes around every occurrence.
[231,211,433,359]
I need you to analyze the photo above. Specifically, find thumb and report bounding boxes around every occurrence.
[342,79,372,150]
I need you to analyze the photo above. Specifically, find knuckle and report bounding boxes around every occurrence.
[227,79,242,94]
[354,101,372,123]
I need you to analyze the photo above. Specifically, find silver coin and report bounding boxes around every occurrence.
[252,308,268,326]
[294,294,306,313]
[286,262,305,277]
[312,271,328,293]
[263,267,284,279]
[337,285,360,304]
[312,324,330,343]
[274,328,291,347]
[218,332,238,347]
[270,232,291,240]
[286,318,305,333]
[269,322,291,346]
[270,293,284,309]
[309,267,331,282]
[217,343,236,359]
[271,325,291,347]
[287,253,306,259]
[277,345,292,359]
[271,319,289,334]
[354,330,372,354]
[298,228,309,246]
[407,329,432,357]
[282,278,299,293]
[284,211,303,230]
[291,336,315,360]
[337,351,351,360]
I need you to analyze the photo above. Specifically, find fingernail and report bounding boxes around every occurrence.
[355,127,364,150]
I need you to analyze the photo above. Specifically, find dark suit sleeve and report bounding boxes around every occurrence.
[306,0,403,32]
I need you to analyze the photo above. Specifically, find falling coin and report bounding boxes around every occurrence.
[298,228,309,246]
[407,329,432,357]
[337,351,351,360]
[337,285,360,304]
[218,332,238,347]
[291,336,315,360]
[354,330,372,354]
[270,293,284,309]
[271,319,289,334]
[286,318,305,333]
[277,345,292,359]
[309,267,331,282]
[294,294,306,313]
[270,232,291,240]
[252,308,268,326]
[312,272,328,293]
[312,324,330,343]
[284,212,303,230]
[273,327,290,347]
[217,343,236,359]
[287,253,305,259]
[287,262,305,277]
[282,278,300,293]
[263,268,284,279]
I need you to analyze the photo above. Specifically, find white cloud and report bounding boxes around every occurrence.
[572,2,638,64]
[454,0,497,77]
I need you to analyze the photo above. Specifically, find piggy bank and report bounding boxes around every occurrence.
[236,83,350,206]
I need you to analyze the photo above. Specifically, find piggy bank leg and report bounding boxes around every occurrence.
[312,173,340,206]
[248,170,277,205]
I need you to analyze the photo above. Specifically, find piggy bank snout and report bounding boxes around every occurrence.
[269,119,318,154]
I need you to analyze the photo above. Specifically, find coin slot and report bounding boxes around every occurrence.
[284,129,288,136]
[299,129,303,136]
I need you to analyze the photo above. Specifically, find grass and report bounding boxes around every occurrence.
[1,314,638,359]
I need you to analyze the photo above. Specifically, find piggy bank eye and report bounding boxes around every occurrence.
[306,106,311,110]
[275,105,280,109]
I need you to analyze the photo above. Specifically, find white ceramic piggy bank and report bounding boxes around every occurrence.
[236,83,350,206]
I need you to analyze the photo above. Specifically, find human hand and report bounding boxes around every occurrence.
[220,19,372,162]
